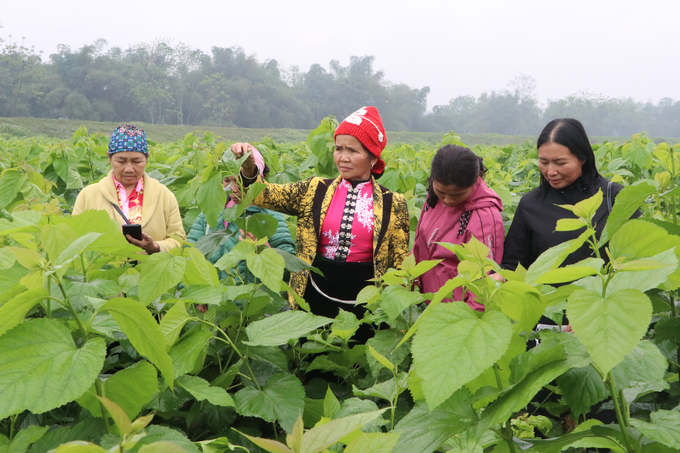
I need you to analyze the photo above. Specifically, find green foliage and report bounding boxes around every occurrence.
[0,319,106,419]
[1,128,680,453]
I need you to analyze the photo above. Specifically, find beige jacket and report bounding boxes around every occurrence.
[72,170,185,253]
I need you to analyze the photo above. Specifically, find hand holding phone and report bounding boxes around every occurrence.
[122,224,142,241]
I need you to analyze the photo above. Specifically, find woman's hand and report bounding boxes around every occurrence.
[231,143,258,178]
[489,272,506,282]
[239,229,270,247]
[127,232,161,254]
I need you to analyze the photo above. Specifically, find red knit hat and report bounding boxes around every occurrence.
[334,106,386,175]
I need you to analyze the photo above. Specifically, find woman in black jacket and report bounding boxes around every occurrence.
[502,118,631,271]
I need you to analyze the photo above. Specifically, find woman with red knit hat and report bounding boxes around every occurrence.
[232,106,409,337]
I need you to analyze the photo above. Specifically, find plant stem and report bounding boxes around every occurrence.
[9,414,17,442]
[196,319,262,390]
[670,291,677,319]
[492,364,516,453]
[54,277,88,339]
[94,379,111,434]
[606,371,636,452]
[46,277,52,318]
[80,254,87,282]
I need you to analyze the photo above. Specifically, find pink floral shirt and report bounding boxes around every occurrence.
[113,174,144,225]
[318,180,373,262]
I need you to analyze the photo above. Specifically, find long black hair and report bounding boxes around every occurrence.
[426,145,486,208]
[537,118,598,193]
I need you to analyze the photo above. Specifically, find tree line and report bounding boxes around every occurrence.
[2,37,680,137]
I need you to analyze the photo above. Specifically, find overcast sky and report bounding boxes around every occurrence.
[1,0,678,110]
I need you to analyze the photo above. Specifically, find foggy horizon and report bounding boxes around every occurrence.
[2,0,678,110]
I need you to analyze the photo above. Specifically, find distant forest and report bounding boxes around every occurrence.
[2,38,680,137]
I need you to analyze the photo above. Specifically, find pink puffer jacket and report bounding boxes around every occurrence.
[412,178,504,310]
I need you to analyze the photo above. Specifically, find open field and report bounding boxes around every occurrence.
[3,116,677,146]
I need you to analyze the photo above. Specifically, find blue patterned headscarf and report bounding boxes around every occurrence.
[108,124,149,155]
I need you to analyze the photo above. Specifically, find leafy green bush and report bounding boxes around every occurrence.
[0,125,678,452]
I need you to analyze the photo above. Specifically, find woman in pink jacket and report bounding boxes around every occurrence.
[412,145,505,310]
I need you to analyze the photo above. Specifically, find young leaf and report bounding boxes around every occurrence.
[0,287,49,336]
[330,310,361,340]
[609,219,680,260]
[407,259,443,279]
[168,326,213,378]
[160,300,190,348]
[534,265,598,285]
[41,223,78,263]
[246,213,278,240]
[0,318,105,419]
[572,189,603,219]
[606,249,678,294]
[53,442,109,452]
[95,395,132,436]
[101,298,174,386]
[0,248,15,270]
[491,281,544,335]
[568,288,652,375]
[396,277,465,349]
[101,360,158,419]
[182,248,219,286]
[234,373,305,433]
[0,170,27,209]
[245,247,285,292]
[7,246,43,270]
[367,344,395,372]
[67,209,138,255]
[286,415,304,452]
[78,361,157,420]
[323,387,341,419]
[52,232,102,276]
[555,218,587,232]
[6,425,49,453]
[176,375,235,407]
[196,171,227,230]
[356,285,381,305]
[525,228,593,283]
[137,253,187,305]
[600,182,656,244]
[300,409,387,453]
[411,303,512,409]
[379,285,424,322]
[232,430,292,453]
[124,425,198,453]
[344,432,400,453]
[245,311,333,346]
[236,182,266,218]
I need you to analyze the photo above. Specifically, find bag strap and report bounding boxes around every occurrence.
[606,181,614,213]
[375,186,393,252]
[110,202,131,224]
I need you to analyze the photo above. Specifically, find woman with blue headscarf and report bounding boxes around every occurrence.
[72,124,185,254]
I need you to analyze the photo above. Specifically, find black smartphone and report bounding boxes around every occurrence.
[122,224,142,241]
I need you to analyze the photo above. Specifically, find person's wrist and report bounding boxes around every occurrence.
[240,167,258,180]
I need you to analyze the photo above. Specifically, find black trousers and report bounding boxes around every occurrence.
[303,255,375,343]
